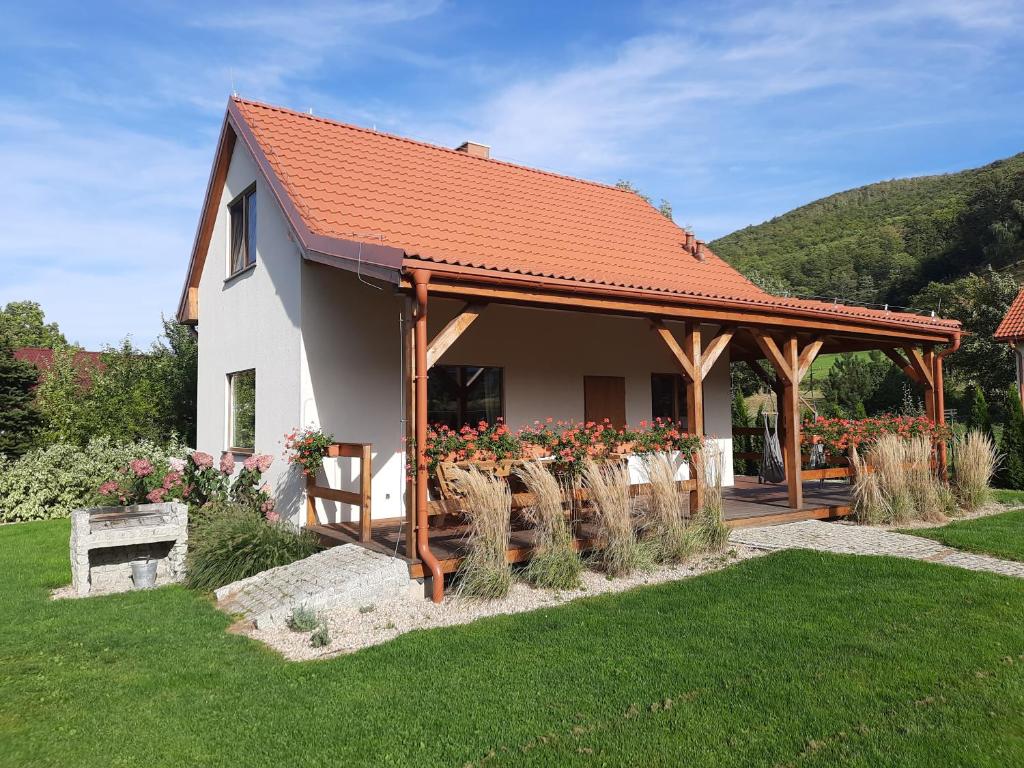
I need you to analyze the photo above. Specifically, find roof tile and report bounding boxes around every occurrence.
[233,98,958,333]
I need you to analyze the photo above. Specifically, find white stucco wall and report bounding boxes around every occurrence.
[298,263,408,527]
[195,141,306,515]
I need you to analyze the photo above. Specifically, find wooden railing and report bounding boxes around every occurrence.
[305,442,372,542]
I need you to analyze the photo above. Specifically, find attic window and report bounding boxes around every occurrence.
[228,185,257,275]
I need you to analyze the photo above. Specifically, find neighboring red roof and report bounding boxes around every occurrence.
[995,287,1024,342]
[14,347,104,383]
[190,97,958,336]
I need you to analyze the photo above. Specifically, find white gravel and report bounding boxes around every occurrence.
[245,544,767,661]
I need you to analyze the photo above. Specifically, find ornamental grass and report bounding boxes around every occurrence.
[640,452,694,563]
[952,430,1000,513]
[185,504,319,591]
[689,442,730,554]
[514,461,583,590]
[582,458,652,577]
[448,465,513,599]
[851,435,950,525]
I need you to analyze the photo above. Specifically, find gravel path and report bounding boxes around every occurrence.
[731,519,1024,579]
[246,545,766,661]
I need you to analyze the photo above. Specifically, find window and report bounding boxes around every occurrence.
[427,365,503,429]
[651,373,688,426]
[228,185,257,275]
[228,370,256,451]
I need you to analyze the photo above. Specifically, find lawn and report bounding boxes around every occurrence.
[909,507,1024,562]
[3,520,1024,767]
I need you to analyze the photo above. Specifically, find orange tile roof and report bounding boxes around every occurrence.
[995,288,1024,341]
[228,98,958,335]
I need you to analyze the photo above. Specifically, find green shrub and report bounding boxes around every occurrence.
[310,623,331,648]
[0,437,182,522]
[287,605,320,632]
[185,504,319,591]
[998,386,1024,490]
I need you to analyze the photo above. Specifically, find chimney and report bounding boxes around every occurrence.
[695,240,706,262]
[684,231,695,251]
[455,141,490,159]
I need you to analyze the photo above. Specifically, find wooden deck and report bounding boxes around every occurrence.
[309,475,852,579]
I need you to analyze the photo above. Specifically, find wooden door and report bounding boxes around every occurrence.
[584,376,627,428]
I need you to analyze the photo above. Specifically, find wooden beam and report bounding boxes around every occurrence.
[414,275,957,345]
[426,302,485,369]
[700,328,734,379]
[796,339,824,382]
[781,335,803,509]
[651,319,696,381]
[903,346,934,389]
[882,347,921,385]
[749,328,794,384]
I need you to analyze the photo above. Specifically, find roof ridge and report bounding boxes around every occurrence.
[232,96,651,198]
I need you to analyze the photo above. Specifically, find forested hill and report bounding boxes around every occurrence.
[711,152,1024,307]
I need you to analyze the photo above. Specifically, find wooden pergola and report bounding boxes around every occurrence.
[399,265,962,601]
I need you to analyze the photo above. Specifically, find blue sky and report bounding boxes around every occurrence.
[2,0,1022,348]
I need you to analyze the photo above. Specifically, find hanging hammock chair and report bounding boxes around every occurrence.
[759,412,786,484]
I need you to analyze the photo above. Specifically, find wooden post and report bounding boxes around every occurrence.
[305,475,317,527]
[359,443,373,543]
[403,297,416,558]
[934,352,948,480]
[922,347,936,422]
[749,329,823,509]
[684,322,704,437]
[781,335,802,510]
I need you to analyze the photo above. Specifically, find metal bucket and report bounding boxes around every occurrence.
[130,559,159,589]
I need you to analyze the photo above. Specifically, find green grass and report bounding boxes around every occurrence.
[993,489,1024,506]
[907,508,1024,562]
[3,520,1024,767]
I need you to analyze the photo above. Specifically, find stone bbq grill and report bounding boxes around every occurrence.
[70,502,187,596]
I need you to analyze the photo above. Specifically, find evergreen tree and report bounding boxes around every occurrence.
[0,341,42,457]
[966,385,992,436]
[998,385,1024,490]
[731,388,752,474]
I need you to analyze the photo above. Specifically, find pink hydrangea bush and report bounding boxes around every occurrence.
[96,450,277,520]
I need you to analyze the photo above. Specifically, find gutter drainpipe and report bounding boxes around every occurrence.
[935,332,961,480]
[412,269,445,603]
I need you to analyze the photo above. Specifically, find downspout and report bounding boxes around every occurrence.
[412,269,445,602]
[935,332,961,480]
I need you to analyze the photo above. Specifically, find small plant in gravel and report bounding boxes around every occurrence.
[515,460,583,590]
[287,605,320,632]
[953,430,1000,513]
[449,465,513,599]
[310,622,331,648]
[583,458,652,577]
[358,604,376,614]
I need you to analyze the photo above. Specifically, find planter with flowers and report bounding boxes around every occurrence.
[284,427,336,479]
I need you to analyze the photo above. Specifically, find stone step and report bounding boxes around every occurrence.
[215,544,412,628]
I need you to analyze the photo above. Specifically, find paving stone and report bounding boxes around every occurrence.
[214,544,411,628]
[730,520,1024,580]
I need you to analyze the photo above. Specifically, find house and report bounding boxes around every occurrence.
[995,287,1024,401]
[177,97,961,598]
[14,347,105,386]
